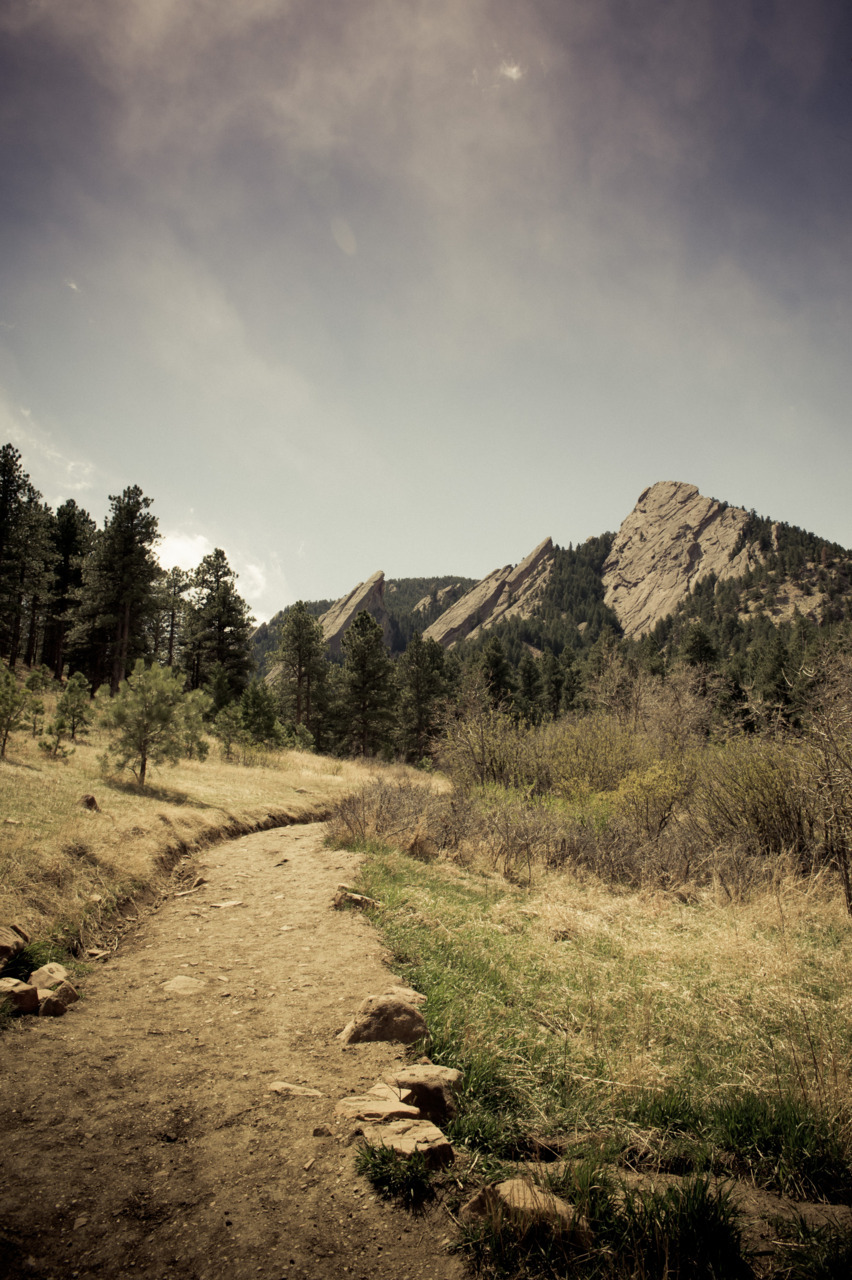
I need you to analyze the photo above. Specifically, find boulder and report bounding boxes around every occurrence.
[38,992,68,1017]
[460,1179,592,1245]
[28,962,69,990]
[0,977,39,1016]
[0,923,29,968]
[338,993,428,1046]
[51,981,80,1008]
[384,1065,463,1122]
[361,1118,454,1169]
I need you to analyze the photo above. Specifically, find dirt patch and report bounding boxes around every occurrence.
[0,823,465,1280]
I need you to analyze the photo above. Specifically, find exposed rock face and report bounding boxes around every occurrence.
[602,482,763,638]
[319,570,391,656]
[413,583,466,615]
[423,538,555,649]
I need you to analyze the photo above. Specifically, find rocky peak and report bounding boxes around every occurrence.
[423,538,555,649]
[602,481,763,637]
[319,570,390,655]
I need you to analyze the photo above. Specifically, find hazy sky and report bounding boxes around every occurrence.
[2,1,851,621]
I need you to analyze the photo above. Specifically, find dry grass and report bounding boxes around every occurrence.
[0,719,372,949]
[349,837,852,1147]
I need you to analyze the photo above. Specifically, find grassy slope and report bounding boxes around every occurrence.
[0,720,371,950]
[351,841,852,1176]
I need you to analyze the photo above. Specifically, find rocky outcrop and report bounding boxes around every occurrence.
[423,538,555,649]
[319,570,391,655]
[413,583,466,615]
[602,482,764,638]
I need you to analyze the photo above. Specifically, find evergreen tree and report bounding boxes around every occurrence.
[240,680,280,745]
[57,671,93,741]
[397,631,447,760]
[69,486,161,692]
[341,611,394,756]
[100,659,205,786]
[275,601,327,732]
[182,549,253,706]
[479,634,514,707]
[150,567,190,669]
[0,666,30,758]
[0,447,56,670]
[42,499,95,680]
[514,650,544,724]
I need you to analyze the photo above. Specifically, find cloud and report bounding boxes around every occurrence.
[497,61,523,82]
[157,530,213,572]
[0,392,98,497]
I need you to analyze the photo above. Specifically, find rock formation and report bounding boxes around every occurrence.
[602,481,764,638]
[423,537,555,649]
[319,570,391,655]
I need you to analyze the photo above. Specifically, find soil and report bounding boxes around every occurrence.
[0,821,467,1280]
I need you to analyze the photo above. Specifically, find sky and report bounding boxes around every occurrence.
[1,1,851,623]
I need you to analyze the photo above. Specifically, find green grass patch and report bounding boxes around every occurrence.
[354,1143,434,1208]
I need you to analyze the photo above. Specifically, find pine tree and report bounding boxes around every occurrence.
[397,631,447,760]
[69,486,161,692]
[274,601,327,732]
[182,549,254,707]
[341,611,394,756]
[100,659,203,786]
[41,499,95,680]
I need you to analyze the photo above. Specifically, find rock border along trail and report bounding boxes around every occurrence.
[0,822,466,1280]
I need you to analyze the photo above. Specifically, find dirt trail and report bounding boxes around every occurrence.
[0,822,466,1280]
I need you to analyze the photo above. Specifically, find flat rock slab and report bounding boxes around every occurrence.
[161,976,206,995]
[267,1081,324,1098]
[335,1082,420,1123]
[361,1118,454,1169]
[460,1179,592,1246]
[339,993,428,1045]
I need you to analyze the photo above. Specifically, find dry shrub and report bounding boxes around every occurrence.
[687,737,818,864]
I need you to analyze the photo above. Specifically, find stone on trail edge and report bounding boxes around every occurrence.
[338,989,428,1045]
[360,1118,455,1169]
[460,1179,593,1246]
[28,962,69,989]
[335,1082,421,1123]
[384,1065,463,1122]
[0,977,40,1016]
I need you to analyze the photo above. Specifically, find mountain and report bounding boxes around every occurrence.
[252,482,852,671]
[601,481,763,638]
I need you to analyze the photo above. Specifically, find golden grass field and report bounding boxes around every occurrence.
[0,715,372,950]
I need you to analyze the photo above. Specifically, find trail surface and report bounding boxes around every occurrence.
[0,822,465,1280]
